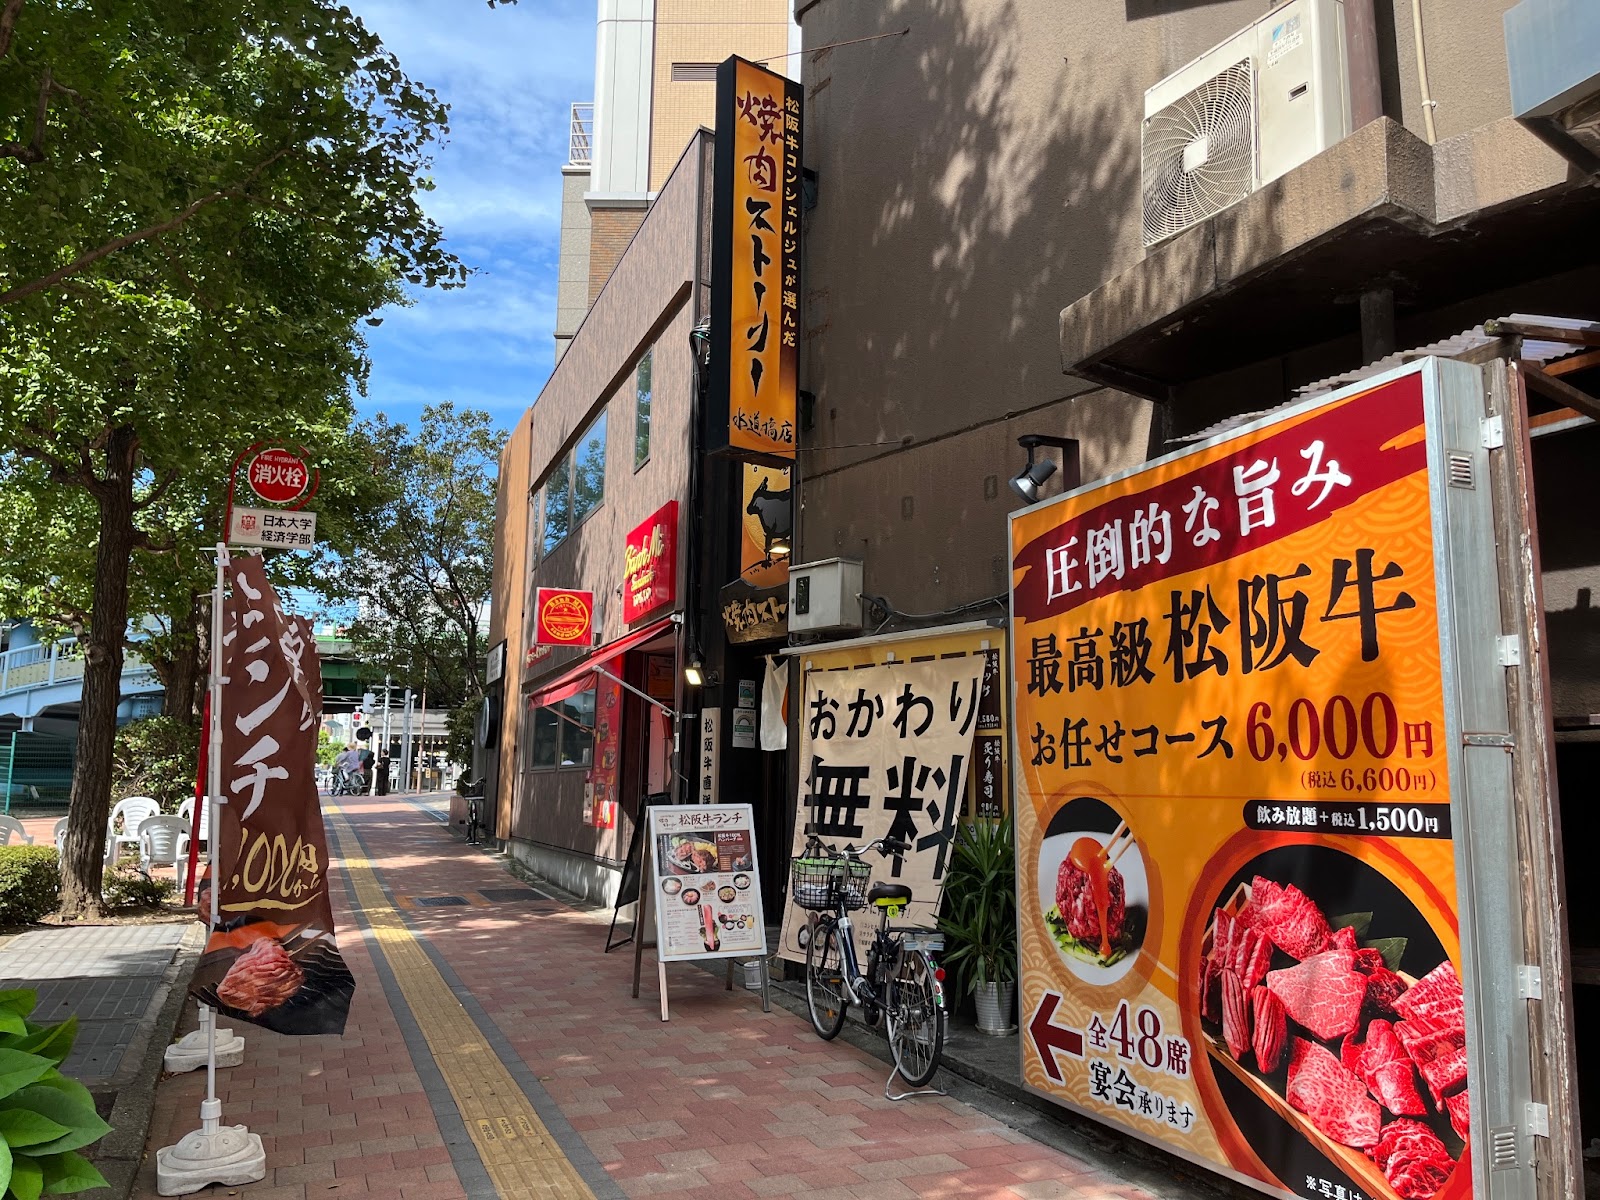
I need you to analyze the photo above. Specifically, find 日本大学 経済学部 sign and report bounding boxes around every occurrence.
[1011,363,1492,1200]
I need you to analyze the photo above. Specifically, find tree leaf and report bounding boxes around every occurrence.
[0,994,36,1021]
[0,1053,56,1104]
[2,1084,109,1157]
[36,1150,106,1195]
[7,1154,42,1200]
[0,1107,72,1149]
[1329,912,1373,940]
[0,1136,10,1199]
[1366,936,1409,973]
[0,1012,27,1039]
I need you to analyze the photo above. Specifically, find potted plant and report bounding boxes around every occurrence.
[938,813,1018,1035]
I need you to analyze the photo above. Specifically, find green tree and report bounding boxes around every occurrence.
[337,404,500,721]
[0,0,462,918]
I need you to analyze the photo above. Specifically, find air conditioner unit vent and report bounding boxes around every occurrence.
[1142,60,1256,247]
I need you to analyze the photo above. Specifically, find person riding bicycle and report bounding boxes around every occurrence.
[333,743,366,794]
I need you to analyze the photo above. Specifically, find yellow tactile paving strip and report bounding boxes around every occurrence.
[326,804,597,1199]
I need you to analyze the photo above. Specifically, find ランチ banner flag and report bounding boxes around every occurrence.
[190,555,354,1035]
[1010,366,1478,1200]
[777,657,984,961]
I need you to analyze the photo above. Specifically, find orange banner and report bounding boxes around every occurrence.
[1011,367,1470,1200]
[711,57,801,464]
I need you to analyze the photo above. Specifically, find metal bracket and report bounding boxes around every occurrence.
[1518,965,1543,1000]
[1482,414,1506,449]
[1527,1102,1550,1138]
[1463,731,1515,749]
[1497,635,1523,667]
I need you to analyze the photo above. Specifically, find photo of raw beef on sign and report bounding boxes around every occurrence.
[1198,856,1467,1200]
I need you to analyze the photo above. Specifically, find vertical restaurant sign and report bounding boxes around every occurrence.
[649,804,768,961]
[776,657,985,962]
[589,676,623,829]
[1010,366,1472,1200]
[710,56,802,464]
[722,462,791,643]
[697,709,721,804]
[534,587,595,646]
[623,501,679,624]
[190,555,354,1035]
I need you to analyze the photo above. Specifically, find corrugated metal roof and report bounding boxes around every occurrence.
[1170,314,1594,444]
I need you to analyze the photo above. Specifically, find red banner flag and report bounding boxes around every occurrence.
[189,554,353,1035]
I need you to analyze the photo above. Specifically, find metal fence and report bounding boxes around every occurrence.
[569,102,593,166]
[2,731,75,814]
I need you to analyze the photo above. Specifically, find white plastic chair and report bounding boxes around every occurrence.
[177,796,211,846]
[109,796,160,857]
[137,815,190,893]
[53,818,116,867]
[0,815,33,845]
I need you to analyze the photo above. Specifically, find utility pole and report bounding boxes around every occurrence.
[372,672,393,796]
[400,686,414,796]
[415,686,428,792]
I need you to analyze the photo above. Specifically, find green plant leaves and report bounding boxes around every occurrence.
[0,1108,72,1150]
[937,815,1018,995]
[7,1153,42,1200]
[0,995,36,1020]
[0,1054,56,1105]
[1330,912,1373,939]
[1367,936,1409,972]
[5,1021,76,1068]
[35,1150,106,1196]
[2,1083,109,1157]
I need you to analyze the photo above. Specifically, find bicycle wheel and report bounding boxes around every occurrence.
[887,950,943,1086]
[805,920,849,1040]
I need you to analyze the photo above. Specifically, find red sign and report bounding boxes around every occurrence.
[534,588,594,646]
[623,501,678,623]
[245,447,312,505]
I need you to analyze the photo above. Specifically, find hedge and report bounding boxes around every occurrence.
[0,845,61,926]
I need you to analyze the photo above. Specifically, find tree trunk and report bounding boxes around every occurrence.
[59,425,140,921]
[159,593,203,724]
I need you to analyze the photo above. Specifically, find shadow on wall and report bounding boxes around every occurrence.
[804,0,1157,482]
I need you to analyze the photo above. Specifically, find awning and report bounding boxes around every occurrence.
[525,615,676,708]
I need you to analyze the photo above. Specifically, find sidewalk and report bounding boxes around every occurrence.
[132,795,1217,1199]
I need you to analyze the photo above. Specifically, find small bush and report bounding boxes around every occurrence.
[0,845,62,925]
[0,988,111,1195]
[101,863,176,912]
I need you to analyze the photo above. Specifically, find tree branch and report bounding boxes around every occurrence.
[0,146,293,304]
[0,67,55,164]
[0,0,24,61]
[132,469,179,512]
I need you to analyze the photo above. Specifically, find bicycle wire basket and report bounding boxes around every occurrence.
[790,853,872,911]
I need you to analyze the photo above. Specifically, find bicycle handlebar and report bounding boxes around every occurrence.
[803,833,910,859]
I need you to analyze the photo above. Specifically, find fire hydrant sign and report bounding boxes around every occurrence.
[1010,364,1477,1200]
[245,447,312,504]
[647,804,766,962]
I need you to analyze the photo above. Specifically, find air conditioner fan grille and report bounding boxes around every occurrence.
[1142,59,1256,247]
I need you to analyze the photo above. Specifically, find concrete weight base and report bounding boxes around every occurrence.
[163,1026,244,1073]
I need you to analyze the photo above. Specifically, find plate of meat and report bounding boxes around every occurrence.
[1196,845,1466,1200]
[1036,796,1149,984]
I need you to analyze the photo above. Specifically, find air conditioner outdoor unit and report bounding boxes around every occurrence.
[1142,0,1353,248]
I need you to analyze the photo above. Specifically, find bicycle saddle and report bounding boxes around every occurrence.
[868,882,913,905]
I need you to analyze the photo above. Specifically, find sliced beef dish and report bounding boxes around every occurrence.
[1200,908,1272,1022]
[1266,950,1366,1041]
[1286,1038,1382,1148]
[1247,876,1332,960]
[1354,1020,1428,1117]
[1371,1118,1455,1200]
[216,936,304,1017]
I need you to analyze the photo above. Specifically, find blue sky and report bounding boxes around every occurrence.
[345,0,597,435]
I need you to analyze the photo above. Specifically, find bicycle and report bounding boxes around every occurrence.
[794,834,946,1089]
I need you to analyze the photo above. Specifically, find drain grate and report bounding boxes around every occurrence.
[413,895,470,907]
[478,888,546,903]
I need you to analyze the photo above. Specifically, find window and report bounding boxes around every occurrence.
[634,350,652,469]
[572,410,606,523]
[527,487,542,567]
[527,686,595,770]
[530,704,560,768]
[671,62,719,83]
[543,460,570,554]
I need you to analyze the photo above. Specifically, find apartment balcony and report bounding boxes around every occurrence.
[0,638,160,720]
[569,102,593,167]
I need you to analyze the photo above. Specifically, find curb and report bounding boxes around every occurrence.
[86,923,206,1200]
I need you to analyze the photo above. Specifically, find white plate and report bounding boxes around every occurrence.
[1037,829,1149,986]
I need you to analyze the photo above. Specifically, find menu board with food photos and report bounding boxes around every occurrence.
[648,804,767,962]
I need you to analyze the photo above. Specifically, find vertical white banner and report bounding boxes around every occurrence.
[697,709,721,804]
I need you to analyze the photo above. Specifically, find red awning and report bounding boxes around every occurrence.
[525,616,675,708]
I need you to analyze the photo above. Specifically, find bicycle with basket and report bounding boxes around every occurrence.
[793,833,946,1092]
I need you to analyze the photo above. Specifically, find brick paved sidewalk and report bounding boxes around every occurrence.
[131,796,1204,1199]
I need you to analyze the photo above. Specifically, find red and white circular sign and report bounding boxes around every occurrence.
[245,448,311,505]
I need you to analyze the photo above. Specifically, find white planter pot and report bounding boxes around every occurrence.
[973,980,1016,1035]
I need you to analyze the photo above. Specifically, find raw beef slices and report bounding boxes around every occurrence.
[1371,1118,1455,1200]
[1286,1038,1382,1148]
[1357,1019,1428,1117]
[1248,876,1332,960]
[1267,950,1366,1040]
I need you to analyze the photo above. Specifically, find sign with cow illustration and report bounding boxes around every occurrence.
[1010,361,1512,1200]
[722,463,790,644]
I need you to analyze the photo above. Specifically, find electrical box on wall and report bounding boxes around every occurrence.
[788,558,864,634]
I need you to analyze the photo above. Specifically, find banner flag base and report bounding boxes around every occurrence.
[155,1099,266,1195]
[165,1007,243,1073]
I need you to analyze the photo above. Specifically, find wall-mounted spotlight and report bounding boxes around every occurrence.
[768,534,791,557]
[689,318,712,369]
[684,655,705,687]
[1009,435,1081,505]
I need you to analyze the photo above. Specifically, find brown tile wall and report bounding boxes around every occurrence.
[588,207,647,304]
[486,410,532,839]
